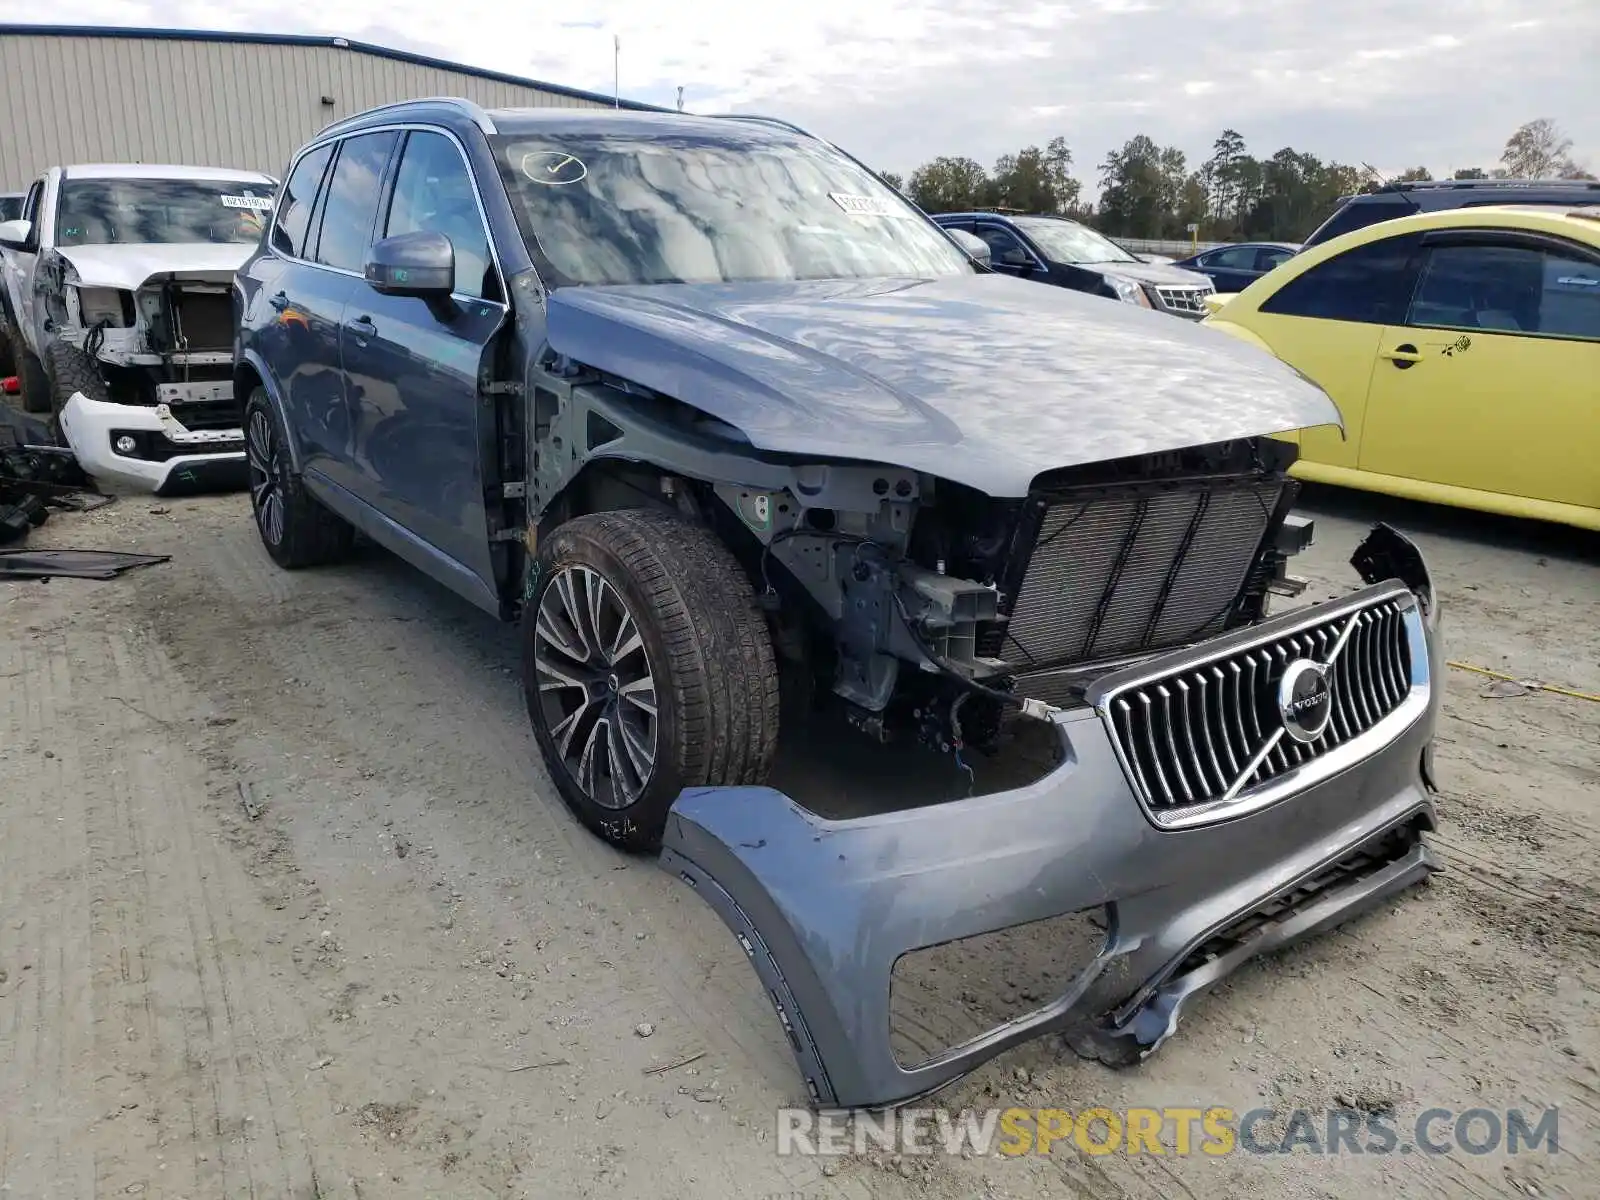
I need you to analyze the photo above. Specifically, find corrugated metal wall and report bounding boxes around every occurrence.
[0,33,616,189]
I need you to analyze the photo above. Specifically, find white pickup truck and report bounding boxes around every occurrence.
[0,163,277,494]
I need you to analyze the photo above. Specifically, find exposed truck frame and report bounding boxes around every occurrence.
[0,163,276,493]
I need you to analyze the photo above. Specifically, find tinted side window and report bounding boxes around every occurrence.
[272,143,333,258]
[1409,242,1600,340]
[976,225,1027,260]
[383,130,497,301]
[22,180,43,222]
[314,131,399,273]
[1260,234,1422,325]
[1257,248,1295,271]
[1205,245,1259,269]
[1541,251,1600,339]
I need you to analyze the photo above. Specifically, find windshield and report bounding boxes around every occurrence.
[1012,217,1138,265]
[54,178,275,247]
[491,131,971,286]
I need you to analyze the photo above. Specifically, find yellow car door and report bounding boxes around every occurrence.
[1359,234,1600,512]
[1230,232,1427,469]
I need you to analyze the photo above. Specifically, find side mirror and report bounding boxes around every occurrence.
[999,248,1031,268]
[946,229,992,267]
[364,230,454,298]
[0,219,33,250]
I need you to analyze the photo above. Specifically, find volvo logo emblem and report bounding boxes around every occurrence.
[1278,659,1334,743]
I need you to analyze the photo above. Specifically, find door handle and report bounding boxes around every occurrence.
[268,290,289,312]
[1379,343,1422,368]
[347,316,377,341]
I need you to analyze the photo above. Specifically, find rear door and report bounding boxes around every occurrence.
[1360,232,1600,511]
[248,141,339,461]
[3,177,47,355]
[249,133,397,487]
[339,127,507,592]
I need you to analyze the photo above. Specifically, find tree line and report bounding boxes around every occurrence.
[880,119,1594,243]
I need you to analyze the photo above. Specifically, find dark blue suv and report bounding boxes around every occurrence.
[232,97,1447,1115]
[232,93,1346,853]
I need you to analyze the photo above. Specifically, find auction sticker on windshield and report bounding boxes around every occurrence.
[221,195,274,210]
[829,192,914,219]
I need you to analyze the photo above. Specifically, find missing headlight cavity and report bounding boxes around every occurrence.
[888,907,1109,1069]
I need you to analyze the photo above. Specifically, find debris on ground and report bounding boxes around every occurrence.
[1449,660,1600,704]
[0,549,170,581]
[237,780,264,820]
[0,410,99,547]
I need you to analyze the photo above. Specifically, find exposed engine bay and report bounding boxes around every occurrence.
[33,252,247,494]
[41,252,239,412]
[712,437,1314,758]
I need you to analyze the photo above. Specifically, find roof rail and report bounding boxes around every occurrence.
[709,113,835,147]
[1387,177,1600,192]
[316,96,496,139]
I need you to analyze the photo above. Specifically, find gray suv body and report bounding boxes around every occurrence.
[235,99,1445,1111]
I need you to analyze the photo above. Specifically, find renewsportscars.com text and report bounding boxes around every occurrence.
[776,1106,1562,1158]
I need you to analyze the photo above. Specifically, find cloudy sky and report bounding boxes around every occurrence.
[3,2,1596,189]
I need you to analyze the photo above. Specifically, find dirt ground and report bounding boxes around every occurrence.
[1,481,1595,1199]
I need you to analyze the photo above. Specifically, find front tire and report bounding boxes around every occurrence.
[12,333,51,415]
[244,387,353,568]
[45,341,110,417]
[0,312,15,377]
[523,508,780,852]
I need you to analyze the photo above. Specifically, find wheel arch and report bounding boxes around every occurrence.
[235,351,302,473]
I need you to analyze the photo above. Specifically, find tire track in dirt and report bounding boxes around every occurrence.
[0,629,96,1198]
[67,626,321,1196]
[122,508,847,1197]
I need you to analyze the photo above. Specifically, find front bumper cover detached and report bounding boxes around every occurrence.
[58,391,247,496]
[659,525,1443,1111]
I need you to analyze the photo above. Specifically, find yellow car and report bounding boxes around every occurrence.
[1203,205,1600,531]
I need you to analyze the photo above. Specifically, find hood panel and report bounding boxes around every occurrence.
[55,243,251,291]
[544,273,1341,497]
[1095,260,1214,287]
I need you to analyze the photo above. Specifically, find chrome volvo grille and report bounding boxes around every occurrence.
[1096,588,1423,829]
[1152,285,1213,316]
[1000,478,1284,670]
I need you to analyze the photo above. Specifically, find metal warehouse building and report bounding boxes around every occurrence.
[0,24,659,190]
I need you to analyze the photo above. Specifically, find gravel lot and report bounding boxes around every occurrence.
[1,483,1595,1199]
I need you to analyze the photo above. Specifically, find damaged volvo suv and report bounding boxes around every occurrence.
[236,100,1445,1112]
[0,163,278,493]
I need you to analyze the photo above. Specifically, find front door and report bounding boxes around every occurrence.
[2,179,46,355]
[339,128,507,590]
[973,223,1045,280]
[1247,232,1425,468]
[1360,233,1600,511]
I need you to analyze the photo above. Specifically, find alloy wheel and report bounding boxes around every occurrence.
[533,565,659,809]
[246,409,285,546]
